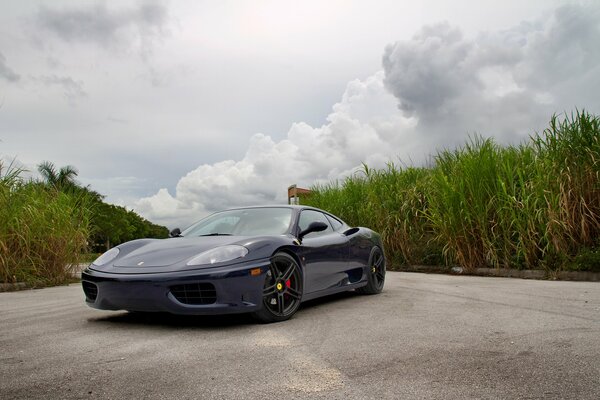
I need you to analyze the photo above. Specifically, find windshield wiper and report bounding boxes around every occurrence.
[199,233,233,236]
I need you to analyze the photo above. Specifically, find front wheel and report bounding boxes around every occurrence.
[252,252,303,323]
[357,246,385,295]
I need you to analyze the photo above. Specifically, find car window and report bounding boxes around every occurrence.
[298,210,333,238]
[325,214,344,231]
[182,208,292,236]
[192,216,240,235]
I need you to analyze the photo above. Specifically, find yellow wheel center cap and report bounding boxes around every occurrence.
[372,267,376,273]
[276,282,283,291]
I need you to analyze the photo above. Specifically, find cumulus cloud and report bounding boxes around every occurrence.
[0,52,20,82]
[35,1,169,58]
[382,3,600,145]
[135,3,600,228]
[135,73,419,227]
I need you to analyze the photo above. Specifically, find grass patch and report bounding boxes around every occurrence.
[305,111,600,272]
[0,161,90,286]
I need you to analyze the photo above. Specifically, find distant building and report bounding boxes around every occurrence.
[287,184,311,205]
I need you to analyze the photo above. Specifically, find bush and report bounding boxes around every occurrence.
[565,247,600,272]
[305,111,600,272]
[0,162,90,285]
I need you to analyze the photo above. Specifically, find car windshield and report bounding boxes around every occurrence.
[181,208,293,237]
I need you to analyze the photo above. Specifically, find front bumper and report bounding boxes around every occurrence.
[81,259,270,315]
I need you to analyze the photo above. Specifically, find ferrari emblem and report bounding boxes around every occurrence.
[276,282,283,291]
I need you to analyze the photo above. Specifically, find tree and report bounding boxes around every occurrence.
[37,161,79,190]
[35,160,169,251]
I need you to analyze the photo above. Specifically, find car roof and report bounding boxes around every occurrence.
[220,205,344,220]
[223,205,320,212]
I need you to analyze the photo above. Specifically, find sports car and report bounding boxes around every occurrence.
[81,205,385,323]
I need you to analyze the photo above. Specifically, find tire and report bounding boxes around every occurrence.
[357,246,385,295]
[252,252,303,323]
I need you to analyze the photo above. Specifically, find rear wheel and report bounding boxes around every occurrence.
[357,246,385,294]
[252,252,303,323]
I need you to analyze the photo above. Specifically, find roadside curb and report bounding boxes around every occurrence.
[0,279,82,292]
[398,265,600,281]
[0,282,29,292]
[3,265,599,292]
[0,264,88,292]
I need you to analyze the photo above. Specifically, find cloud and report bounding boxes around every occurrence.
[0,52,20,82]
[383,23,473,116]
[35,1,169,58]
[80,175,148,207]
[135,72,418,227]
[382,3,600,145]
[135,3,600,228]
[35,74,87,104]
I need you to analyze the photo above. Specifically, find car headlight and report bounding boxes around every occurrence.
[186,245,248,266]
[92,247,120,266]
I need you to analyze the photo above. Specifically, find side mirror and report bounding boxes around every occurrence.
[298,221,328,242]
[169,228,182,238]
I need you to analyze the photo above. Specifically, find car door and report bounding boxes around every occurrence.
[297,209,350,294]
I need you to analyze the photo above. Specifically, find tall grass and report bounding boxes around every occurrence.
[0,161,90,285]
[305,111,600,272]
[309,164,439,266]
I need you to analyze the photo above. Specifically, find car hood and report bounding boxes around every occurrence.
[114,236,246,268]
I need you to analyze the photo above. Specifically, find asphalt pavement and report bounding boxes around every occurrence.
[1,272,598,399]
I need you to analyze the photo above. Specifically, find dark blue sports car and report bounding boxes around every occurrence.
[82,205,385,323]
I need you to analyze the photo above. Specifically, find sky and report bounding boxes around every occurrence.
[1,0,599,228]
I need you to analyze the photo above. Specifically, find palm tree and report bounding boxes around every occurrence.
[37,161,79,190]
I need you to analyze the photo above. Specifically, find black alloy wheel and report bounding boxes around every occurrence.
[252,252,303,323]
[357,246,385,294]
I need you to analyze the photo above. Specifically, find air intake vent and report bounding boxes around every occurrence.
[170,283,216,305]
[82,281,98,302]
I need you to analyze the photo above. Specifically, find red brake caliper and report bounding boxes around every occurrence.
[285,279,291,288]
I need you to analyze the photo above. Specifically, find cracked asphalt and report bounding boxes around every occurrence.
[1,272,599,399]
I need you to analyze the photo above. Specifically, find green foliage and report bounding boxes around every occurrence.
[0,163,90,285]
[35,160,168,251]
[37,161,79,191]
[305,111,600,272]
[565,247,600,272]
[88,200,168,252]
[0,159,168,285]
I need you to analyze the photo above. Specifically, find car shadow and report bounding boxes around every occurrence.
[298,290,361,311]
[87,289,363,328]
[88,311,255,328]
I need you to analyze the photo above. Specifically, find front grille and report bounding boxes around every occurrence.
[170,283,217,305]
[82,281,98,302]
